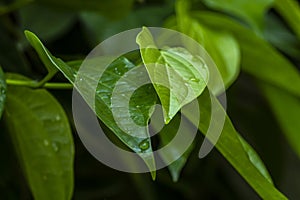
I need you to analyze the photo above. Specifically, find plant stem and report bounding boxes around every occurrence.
[6,79,73,90]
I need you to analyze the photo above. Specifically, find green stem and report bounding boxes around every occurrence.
[6,79,73,90]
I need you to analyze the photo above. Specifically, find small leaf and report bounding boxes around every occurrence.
[3,73,74,200]
[0,67,6,119]
[136,27,209,123]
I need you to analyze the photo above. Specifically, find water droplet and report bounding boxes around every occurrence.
[79,78,83,82]
[43,140,49,146]
[52,142,59,152]
[55,115,61,121]
[139,139,150,151]
[189,77,200,82]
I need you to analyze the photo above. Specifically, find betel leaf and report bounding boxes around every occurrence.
[260,83,300,159]
[202,0,273,31]
[174,1,240,93]
[183,89,287,199]
[24,31,156,178]
[0,67,6,119]
[136,27,209,123]
[192,12,300,98]
[3,73,74,200]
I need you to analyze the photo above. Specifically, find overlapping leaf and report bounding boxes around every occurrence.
[24,31,157,178]
[3,73,74,200]
[136,27,209,123]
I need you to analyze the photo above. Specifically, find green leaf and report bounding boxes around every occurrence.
[25,31,74,82]
[3,73,74,200]
[24,31,157,178]
[202,0,273,31]
[136,27,209,123]
[274,0,300,40]
[0,67,6,119]
[191,11,300,98]
[183,89,287,199]
[174,1,240,93]
[260,83,300,159]
[19,4,76,42]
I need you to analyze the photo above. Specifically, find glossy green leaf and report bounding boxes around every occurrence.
[3,73,74,200]
[202,0,273,31]
[191,12,300,98]
[274,0,300,40]
[136,27,209,123]
[174,1,240,93]
[183,89,287,199]
[24,31,157,178]
[19,4,76,42]
[260,84,300,159]
[0,67,6,119]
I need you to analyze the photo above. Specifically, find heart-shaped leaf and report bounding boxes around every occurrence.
[136,27,209,123]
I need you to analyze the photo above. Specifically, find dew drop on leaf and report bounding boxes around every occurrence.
[52,142,59,152]
[55,115,61,121]
[139,139,150,151]
[43,140,49,146]
[189,77,200,82]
